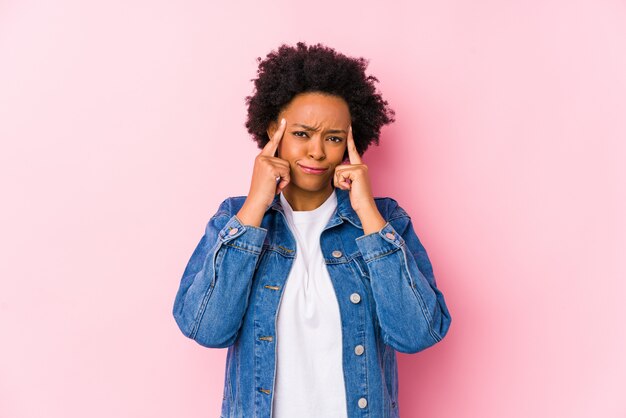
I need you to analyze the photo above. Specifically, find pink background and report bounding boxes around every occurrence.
[1,1,625,417]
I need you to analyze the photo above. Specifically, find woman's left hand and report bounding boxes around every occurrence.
[334,126,387,233]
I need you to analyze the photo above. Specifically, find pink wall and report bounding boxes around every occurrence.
[1,1,625,417]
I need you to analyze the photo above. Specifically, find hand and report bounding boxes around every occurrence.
[236,118,290,226]
[333,125,375,213]
[333,126,386,233]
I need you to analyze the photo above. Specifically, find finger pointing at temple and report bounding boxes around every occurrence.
[347,125,362,165]
[261,118,287,157]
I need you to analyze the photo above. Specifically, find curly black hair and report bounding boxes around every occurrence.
[244,42,395,156]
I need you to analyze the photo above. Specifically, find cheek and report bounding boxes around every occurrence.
[280,138,308,159]
[277,139,293,159]
[334,145,348,162]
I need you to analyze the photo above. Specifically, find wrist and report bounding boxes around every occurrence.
[357,205,386,235]
[237,199,267,227]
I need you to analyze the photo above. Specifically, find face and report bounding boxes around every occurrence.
[266,92,351,195]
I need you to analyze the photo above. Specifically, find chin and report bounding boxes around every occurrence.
[290,178,332,193]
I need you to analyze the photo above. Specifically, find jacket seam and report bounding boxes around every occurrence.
[363,246,402,263]
[223,241,263,255]
[400,243,442,343]
[189,239,222,339]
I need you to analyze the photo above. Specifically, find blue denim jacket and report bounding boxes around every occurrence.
[173,188,451,418]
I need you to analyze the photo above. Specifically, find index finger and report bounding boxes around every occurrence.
[346,125,362,164]
[261,118,287,157]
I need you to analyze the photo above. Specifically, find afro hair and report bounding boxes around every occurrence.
[244,42,395,156]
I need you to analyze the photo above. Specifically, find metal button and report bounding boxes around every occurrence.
[385,232,395,240]
[228,228,238,235]
[354,345,364,355]
[332,250,342,258]
[358,397,367,408]
[350,293,361,304]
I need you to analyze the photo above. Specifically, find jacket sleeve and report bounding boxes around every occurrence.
[354,202,451,354]
[172,199,267,348]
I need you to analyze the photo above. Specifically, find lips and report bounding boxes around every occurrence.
[298,163,329,175]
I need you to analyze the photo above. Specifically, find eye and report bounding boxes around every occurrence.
[328,136,343,143]
[293,131,308,138]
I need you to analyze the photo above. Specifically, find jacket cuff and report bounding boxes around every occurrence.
[217,215,267,254]
[355,222,405,262]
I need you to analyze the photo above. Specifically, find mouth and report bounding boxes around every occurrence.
[297,163,329,175]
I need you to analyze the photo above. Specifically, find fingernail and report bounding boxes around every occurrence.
[280,118,286,125]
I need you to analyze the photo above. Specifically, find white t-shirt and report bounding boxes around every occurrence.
[272,190,348,418]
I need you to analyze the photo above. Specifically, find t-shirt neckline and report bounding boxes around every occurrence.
[279,190,337,223]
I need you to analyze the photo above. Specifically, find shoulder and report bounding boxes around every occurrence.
[372,196,411,221]
[211,195,248,218]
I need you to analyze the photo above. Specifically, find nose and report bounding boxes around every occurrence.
[307,136,326,160]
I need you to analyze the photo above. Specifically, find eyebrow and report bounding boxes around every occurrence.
[292,123,347,135]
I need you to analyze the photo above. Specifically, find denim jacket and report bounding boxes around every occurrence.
[172,188,451,418]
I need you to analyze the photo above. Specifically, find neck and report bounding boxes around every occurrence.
[282,183,334,211]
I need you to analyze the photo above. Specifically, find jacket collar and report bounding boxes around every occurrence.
[269,188,363,230]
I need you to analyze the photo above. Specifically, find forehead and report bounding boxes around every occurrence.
[280,92,351,126]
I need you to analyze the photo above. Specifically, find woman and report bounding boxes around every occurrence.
[173,42,452,418]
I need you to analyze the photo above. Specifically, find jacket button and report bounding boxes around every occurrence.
[385,232,395,240]
[358,397,368,408]
[228,228,238,236]
[332,250,342,258]
[354,345,364,355]
[349,293,361,304]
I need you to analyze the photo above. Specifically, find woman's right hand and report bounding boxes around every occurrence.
[236,118,290,227]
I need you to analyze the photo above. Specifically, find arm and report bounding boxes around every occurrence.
[173,118,288,348]
[355,204,452,354]
[172,199,267,348]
